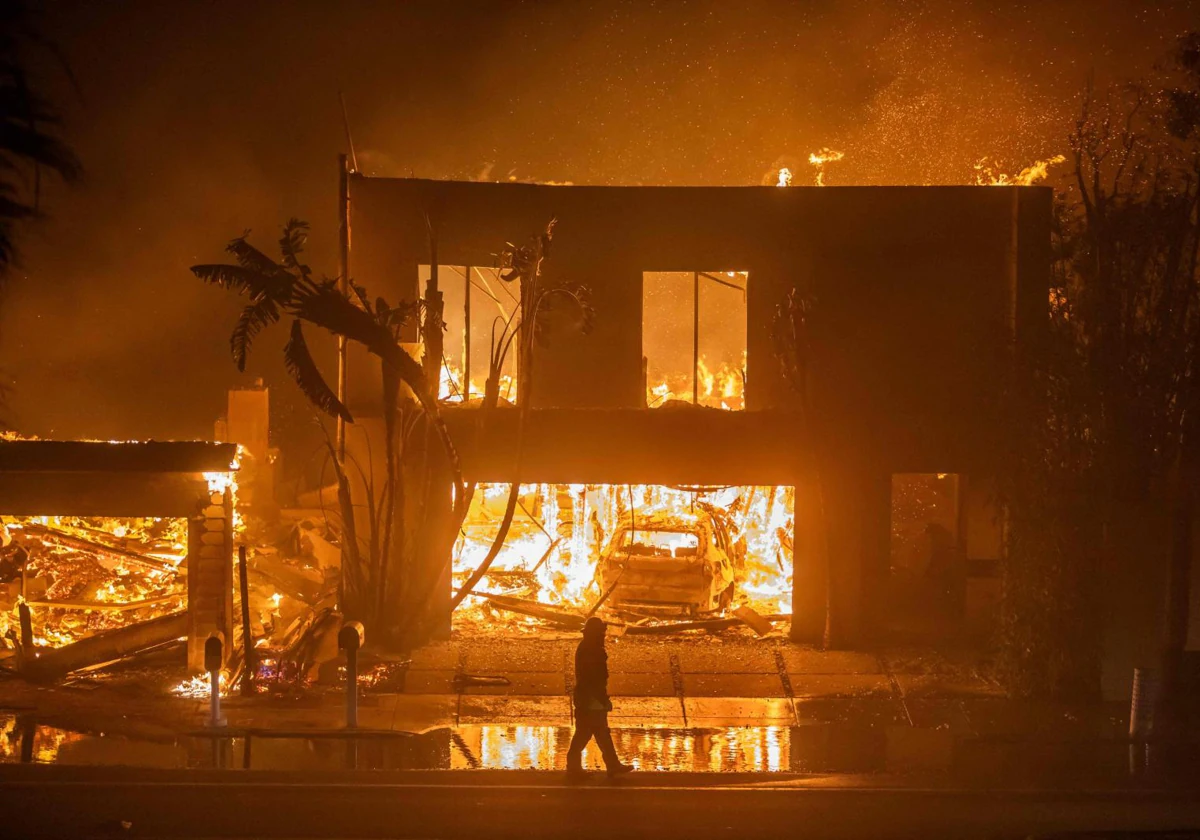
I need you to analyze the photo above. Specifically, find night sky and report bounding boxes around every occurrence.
[2,0,1196,442]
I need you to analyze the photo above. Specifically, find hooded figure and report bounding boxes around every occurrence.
[566,617,633,777]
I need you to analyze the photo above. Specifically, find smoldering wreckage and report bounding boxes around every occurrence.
[0,169,1046,700]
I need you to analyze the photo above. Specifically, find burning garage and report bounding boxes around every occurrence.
[0,440,238,676]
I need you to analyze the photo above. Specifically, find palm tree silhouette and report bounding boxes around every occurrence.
[0,2,81,276]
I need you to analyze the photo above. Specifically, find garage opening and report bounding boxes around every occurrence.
[452,483,794,635]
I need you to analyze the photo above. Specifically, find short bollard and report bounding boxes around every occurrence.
[339,621,365,729]
[205,632,226,728]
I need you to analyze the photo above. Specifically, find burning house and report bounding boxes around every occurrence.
[342,174,1051,645]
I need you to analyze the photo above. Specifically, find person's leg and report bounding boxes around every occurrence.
[566,712,595,771]
[591,712,622,770]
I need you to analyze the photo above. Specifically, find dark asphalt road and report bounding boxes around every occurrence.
[2,769,1199,839]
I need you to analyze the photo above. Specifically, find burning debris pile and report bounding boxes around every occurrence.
[172,517,354,699]
[0,516,188,654]
[454,483,793,637]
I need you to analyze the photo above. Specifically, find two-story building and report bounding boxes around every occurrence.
[342,174,1051,646]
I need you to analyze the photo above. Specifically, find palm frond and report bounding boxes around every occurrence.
[283,319,353,423]
[381,298,424,330]
[292,281,394,355]
[0,118,81,182]
[349,280,371,310]
[191,263,283,298]
[378,341,438,410]
[225,235,291,280]
[278,218,311,275]
[231,298,280,371]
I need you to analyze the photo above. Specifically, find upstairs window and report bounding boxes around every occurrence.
[642,271,747,409]
[419,264,518,403]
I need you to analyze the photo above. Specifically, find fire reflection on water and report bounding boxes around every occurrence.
[452,724,788,772]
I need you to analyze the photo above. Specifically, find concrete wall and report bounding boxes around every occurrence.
[349,179,1049,478]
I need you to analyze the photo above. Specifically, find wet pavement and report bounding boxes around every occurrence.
[3,707,1196,793]
[2,636,1197,797]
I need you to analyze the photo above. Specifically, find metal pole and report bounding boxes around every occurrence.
[345,643,358,729]
[237,546,255,696]
[693,270,700,405]
[336,154,350,461]
[339,622,364,730]
[205,633,226,728]
[464,266,471,399]
[210,670,221,722]
[425,231,444,386]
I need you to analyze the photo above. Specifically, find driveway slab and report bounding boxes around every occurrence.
[676,646,778,673]
[684,697,795,725]
[606,642,671,673]
[780,648,881,674]
[406,642,460,670]
[683,673,786,697]
[464,672,565,696]
[893,673,1003,699]
[789,674,893,698]
[793,697,910,726]
[403,670,456,694]
[461,642,567,674]
[608,671,675,696]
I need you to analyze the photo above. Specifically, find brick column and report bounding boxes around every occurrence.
[187,486,233,672]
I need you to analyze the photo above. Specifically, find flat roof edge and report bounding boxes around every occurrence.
[350,175,1053,193]
[0,440,239,473]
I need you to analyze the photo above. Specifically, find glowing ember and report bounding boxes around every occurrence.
[807,148,844,186]
[974,155,1065,186]
[172,672,228,698]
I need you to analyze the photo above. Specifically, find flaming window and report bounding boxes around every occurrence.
[643,271,747,409]
[419,264,518,403]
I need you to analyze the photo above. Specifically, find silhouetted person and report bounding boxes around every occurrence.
[567,617,633,778]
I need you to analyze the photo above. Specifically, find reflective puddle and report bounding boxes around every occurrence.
[1,712,1192,784]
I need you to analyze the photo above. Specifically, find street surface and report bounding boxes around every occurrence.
[2,765,1199,839]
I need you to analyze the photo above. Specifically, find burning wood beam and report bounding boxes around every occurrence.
[23,611,187,681]
[23,595,183,612]
[475,592,586,630]
[18,522,181,573]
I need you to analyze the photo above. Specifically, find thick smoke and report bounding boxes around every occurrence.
[2,0,1194,441]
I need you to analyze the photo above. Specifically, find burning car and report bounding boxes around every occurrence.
[598,510,736,616]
